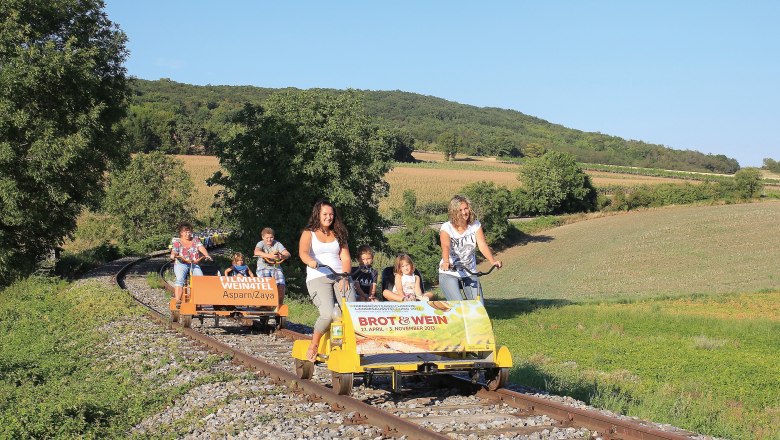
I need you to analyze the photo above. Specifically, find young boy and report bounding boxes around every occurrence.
[254,227,291,304]
[224,252,254,277]
[351,245,378,301]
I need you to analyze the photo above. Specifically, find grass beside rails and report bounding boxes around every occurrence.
[488,291,780,439]
[285,297,319,328]
[0,278,147,438]
[146,271,165,289]
[0,277,242,439]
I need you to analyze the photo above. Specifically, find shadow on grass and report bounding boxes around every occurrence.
[492,227,554,253]
[484,297,573,320]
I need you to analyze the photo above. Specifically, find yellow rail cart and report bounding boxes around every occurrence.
[291,265,512,395]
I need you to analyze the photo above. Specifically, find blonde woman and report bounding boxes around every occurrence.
[438,195,502,302]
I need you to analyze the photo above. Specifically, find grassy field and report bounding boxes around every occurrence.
[0,277,221,438]
[487,293,780,439]
[483,202,780,301]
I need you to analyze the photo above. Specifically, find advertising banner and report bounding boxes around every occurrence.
[347,301,495,355]
[190,276,278,306]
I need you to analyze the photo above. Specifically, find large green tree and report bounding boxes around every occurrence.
[763,158,780,174]
[0,0,129,285]
[103,152,194,243]
[517,151,597,215]
[733,167,763,199]
[437,131,460,161]
[211,90,393,271]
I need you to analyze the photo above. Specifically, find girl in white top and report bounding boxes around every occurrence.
[382,253,433,302]
[298,200,354,362]
[439,195,502,303]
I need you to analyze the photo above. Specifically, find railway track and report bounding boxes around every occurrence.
[116,253,704,440]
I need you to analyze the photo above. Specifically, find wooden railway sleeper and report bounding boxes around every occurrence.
[344,413,368,425]
[305,394,323,403]
[381,426,400,437]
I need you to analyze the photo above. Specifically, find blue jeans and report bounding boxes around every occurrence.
[439,273,483,303]
[174,261,203,287]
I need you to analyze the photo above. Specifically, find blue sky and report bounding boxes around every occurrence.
[104,1,780,167]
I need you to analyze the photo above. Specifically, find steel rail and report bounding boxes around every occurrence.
[119,254,448,440]
[474,387,693,440]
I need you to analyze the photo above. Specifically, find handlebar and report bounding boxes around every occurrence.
[314,263,351,280]
[447,263,498,277]
[174,255,212,264]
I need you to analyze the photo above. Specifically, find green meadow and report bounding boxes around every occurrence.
[0,278,242,439]
[487,202,780,438]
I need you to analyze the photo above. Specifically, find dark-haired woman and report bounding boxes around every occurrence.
[298,200,355,362]
[170,222,212,304]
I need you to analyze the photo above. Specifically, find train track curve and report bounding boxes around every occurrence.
[115,252,706,440]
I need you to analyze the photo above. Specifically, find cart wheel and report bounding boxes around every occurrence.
[170,310,179,323]
[486,367,509,391]
[279,316,287,330]
[214,315,220,327]
[295,359,314,380]
[332,371,353,395]
[180,315,192,328]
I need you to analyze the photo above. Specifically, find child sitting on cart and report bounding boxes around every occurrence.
[382,253,433,302]
[254,227,291,304]
[224,252,255,277]
[351,245,378,301]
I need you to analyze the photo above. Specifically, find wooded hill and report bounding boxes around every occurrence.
[125,78,740,173]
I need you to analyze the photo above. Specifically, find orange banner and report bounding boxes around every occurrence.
[190,276,279,306]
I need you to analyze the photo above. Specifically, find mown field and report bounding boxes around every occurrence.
[485,202,780,300]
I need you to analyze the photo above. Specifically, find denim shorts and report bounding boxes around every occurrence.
[174,261,203,287]
[258,268,285,286]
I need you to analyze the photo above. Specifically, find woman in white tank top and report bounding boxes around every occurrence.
[298,200,354,362]
[439,195,502,303]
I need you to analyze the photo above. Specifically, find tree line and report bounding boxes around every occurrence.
[124,79,740,174]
